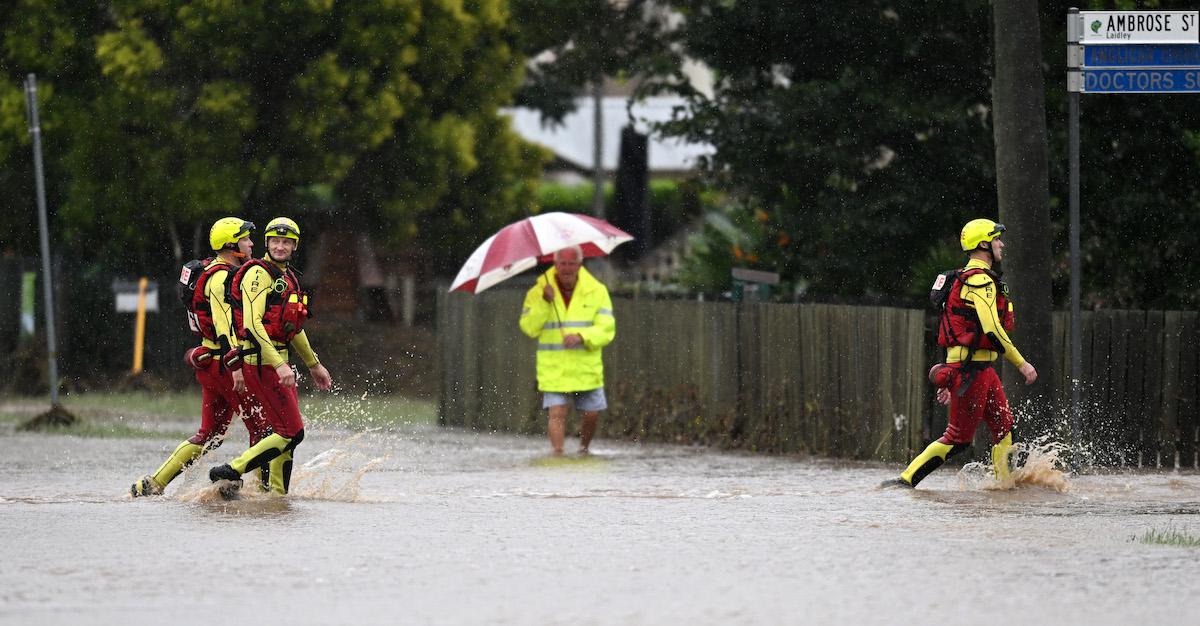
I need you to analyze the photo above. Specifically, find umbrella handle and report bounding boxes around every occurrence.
[540,272,565,337]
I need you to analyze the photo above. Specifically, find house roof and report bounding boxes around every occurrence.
[504,97,713,173]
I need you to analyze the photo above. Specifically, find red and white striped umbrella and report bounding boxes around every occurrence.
[450,212,633,293]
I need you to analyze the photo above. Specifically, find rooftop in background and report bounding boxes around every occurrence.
[504,97,714,175]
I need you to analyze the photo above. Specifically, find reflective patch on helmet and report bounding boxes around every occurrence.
[932,274,947,290]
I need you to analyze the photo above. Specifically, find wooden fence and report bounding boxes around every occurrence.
[438,289,928,462]
[439,289,1200,467]
[1050,310,1199,469]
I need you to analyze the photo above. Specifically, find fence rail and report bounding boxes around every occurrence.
[438,289,928,462]
[439,289,1200,466]
[1050,310,1199,468]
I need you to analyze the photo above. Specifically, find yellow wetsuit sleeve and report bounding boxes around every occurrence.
[963,279,1026,368]
[205,268,236,350]
[289,330,319,369]
[241,264,286,368]
[519,276,553,339]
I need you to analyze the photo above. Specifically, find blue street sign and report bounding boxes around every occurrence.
[1084,44,1200,67]
[1082,68,1200,93]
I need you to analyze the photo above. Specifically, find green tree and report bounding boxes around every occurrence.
[1044,0,1200,309]
[337,0,549,274]
[0,0,546,274]
[658,1,998,302]
[511,0,674,124]
[662,0,1200,310]
[510,0,675,216]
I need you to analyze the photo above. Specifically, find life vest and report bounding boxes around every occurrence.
[179,258,232,343]
[227,258,311,345]
[934,267,1014,352]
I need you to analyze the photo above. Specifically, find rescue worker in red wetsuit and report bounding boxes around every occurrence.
[882,218,1038,489]
[208,217,333,495]
[131,217,269,496]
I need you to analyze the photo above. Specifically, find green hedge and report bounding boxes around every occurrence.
[535,180,718,249]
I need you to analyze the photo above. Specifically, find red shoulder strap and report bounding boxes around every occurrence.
[228,259,259,301]
[193,259,231,299]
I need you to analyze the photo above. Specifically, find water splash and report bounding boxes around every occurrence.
[175,479,272,503]
[957,437,1072,493]
[288,431,389,502]
[163,431,388,504]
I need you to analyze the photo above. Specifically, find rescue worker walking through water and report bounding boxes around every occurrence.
[131,217,270,497]
[208,217,333,496]
[882,218,1038,489]
[519,246,616,456]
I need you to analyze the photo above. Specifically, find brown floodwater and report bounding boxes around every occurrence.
[1,410,1198,625]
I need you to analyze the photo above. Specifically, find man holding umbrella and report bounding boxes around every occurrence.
[519,245,616,456]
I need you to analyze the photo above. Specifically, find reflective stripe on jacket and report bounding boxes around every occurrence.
[519,266,615,392]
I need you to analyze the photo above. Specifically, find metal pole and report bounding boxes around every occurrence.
[591,76,605,220]
[24,74,61,407]
[1069,91,1082,460]
[1067,9,1083,464]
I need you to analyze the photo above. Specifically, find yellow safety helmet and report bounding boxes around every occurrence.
[264,217,301,249]
[209,217,256,252]
[960,218,1005,252]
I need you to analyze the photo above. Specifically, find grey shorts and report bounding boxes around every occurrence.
[542,388,607,411]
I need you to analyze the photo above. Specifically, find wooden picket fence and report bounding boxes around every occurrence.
[438,288,1200,466]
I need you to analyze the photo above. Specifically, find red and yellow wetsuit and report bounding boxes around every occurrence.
[939,258,1023,446]
[218,257,316,494]
[132,259,268,496]
[897,258,1024,487]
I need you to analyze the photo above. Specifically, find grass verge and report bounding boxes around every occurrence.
[1135,527,1200,548]
[302,393,438,430]
[35,422,194,440]
[60,390,201,419]
[2,391,437,436]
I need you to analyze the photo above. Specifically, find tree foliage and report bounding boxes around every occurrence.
[1044,0,1200,308]
[510,0,675,124]
[0,0,546,274]
[662,0,1200,309]
[657,1,997,303]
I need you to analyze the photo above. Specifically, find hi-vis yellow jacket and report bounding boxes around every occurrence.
[519,266,615,392]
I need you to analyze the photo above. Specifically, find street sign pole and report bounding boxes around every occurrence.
[1067,8,1083,467]
[1067,8,1200,465]
[23,74,61,408]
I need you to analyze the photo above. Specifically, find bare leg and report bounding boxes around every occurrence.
[579,410,599,454]
[547,404,568,455]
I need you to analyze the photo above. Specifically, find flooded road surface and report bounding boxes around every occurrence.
[2,408,1199,625]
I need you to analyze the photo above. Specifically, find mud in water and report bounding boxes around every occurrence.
[958,437,1073,493]
[2,414,1199,625]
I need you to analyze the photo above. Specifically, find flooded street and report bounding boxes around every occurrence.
[2,408,1199,625]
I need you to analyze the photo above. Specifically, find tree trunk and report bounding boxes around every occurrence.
[992,0,1056,437]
